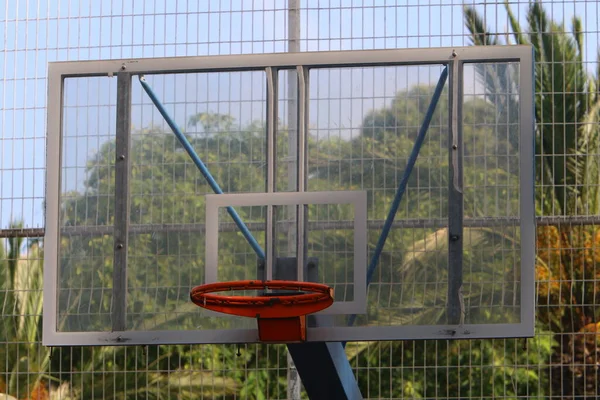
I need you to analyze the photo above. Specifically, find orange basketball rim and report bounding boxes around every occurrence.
[190,280,334,342]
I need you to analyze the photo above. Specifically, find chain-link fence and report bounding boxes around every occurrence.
[1,1,599,399]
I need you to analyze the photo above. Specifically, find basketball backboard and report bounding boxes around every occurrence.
[43,46,534,345]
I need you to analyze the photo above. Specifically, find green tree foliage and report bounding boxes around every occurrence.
[350,337,553,399]
[48,344,240,399]
[465,1,600,398]
[0,226,50,399]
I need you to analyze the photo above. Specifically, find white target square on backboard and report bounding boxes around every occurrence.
[204,191,368,315]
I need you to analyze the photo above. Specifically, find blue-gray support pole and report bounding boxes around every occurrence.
[138,76,265,260]
[287,341,363,400]
[346,66,448,329]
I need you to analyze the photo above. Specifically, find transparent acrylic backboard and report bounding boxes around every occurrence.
[43,47,535,345]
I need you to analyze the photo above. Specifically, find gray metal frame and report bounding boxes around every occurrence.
[44,46,535,346]
[447,58,463,326]
[204,191,368,315]
[112,72,132,332]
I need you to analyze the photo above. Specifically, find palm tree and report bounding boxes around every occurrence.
[0,224,51,399]
[464,1,600,216]
[465,2,600,398]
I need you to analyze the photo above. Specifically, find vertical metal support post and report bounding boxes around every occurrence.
[266,67,277,280]
[283,15,363,400]
[112,71,132,331]
[519,50,536,336]
[287,0,302,264]
[296,66,308,283]
[287,3,300,256]
[447,58,464,325]
[287,3,302,398]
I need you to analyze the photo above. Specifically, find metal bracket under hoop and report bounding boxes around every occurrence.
[259,257,363,400]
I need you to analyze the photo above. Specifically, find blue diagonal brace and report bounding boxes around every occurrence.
[138,76,265,260]
[346,67,449,330]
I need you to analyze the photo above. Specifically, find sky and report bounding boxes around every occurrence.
[1,0,599,229]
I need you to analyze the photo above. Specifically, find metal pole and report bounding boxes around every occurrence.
[447,59,464,325]
[287,1,302,399]
[287,0,300,250]
[112,71,132,332]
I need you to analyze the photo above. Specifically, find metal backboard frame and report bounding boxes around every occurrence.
[44,46,535,346]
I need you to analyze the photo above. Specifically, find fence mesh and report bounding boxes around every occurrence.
[1,1,600,399]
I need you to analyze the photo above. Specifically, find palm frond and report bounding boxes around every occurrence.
[14,244,44,342]
[345,341,375,362]
[391,226,515,327]
[575,101,600,214]
[517,1,600,215]
[464,6,498,46]
[135,302,199,331]
[464,5,520,124]
[504,1,528,45]
[132,371,238,398]
[572,16,584,62]
[7,223,24,292]
[597,48,600,96]
[2,240,50,398]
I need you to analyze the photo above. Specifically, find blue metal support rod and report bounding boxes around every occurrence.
[138,76,265,260]
[346,66,449,329]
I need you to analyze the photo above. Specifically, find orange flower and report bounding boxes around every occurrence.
[24,381,49,400]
